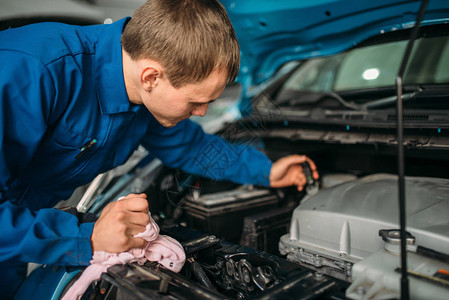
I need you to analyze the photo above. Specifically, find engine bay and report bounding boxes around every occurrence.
[45,157,448,300]
[67,224,349,299]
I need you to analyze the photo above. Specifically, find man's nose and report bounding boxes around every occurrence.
[192,104,208,117]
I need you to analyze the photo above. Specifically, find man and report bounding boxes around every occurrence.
[0,0,318,297]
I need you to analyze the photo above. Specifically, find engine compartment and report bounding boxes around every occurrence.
[55,165,449,300]
[132,129,449,299]
[16,130,449,300]
[63,225,349,300]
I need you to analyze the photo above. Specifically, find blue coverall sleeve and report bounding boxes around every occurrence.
[141,118,273,186]
[0,50,93,266]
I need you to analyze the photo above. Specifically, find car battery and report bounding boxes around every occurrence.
[183,185,279,243]
[240,206,294,255]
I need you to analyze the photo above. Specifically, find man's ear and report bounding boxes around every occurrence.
[140,63,163,91]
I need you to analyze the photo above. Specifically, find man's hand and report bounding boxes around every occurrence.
[91,193,150,253]
[269,155,319,191]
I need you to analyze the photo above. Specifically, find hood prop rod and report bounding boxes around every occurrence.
[395,0,428,299]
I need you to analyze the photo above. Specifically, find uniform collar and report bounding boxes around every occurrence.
[95,17,134,114]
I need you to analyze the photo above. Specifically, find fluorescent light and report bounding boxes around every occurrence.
[362,68,380,80]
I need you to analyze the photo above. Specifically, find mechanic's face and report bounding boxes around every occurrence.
[142,69,228,127]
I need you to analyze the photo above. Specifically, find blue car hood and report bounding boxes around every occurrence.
[221,0,449,89]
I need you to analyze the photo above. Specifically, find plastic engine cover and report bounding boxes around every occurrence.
[279,174,449,271]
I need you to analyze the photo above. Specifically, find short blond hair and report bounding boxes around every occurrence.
[121,0,240,88]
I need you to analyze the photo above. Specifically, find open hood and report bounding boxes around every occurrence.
[0,0,105,25]
[220,0,449,88]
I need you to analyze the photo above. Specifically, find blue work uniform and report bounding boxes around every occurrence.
[0,18,272,298]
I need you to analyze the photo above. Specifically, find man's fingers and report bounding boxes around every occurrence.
[296,169,306,191]
[118,196,149,213]
[128,211,150,227]
[128,237,147,249]
[281,155,307,166]
[122,193,147,199]
[282,155,320,179]
[126,222,148,237]
[298,169,307,186]
[305,158,319,179]
[292,165,306,190]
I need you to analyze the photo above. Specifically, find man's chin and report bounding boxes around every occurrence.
[154,115,189,127]
[157,119,179,128]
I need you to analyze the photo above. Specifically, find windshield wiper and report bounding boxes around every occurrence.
[279,90,420,111]
[361,90,419,110]
[281,92,363,110]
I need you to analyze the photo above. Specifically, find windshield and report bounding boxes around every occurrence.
[276,34,449,104]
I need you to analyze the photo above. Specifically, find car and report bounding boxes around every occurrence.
[14,0,449,299]
[0,0,145,31]
[0,0,106,30]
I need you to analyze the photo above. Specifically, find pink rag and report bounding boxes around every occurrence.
[62,212,185,300]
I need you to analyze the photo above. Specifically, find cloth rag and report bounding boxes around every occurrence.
[61,207,185,300]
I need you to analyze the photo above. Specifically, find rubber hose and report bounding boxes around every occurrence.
[191,261,216,290]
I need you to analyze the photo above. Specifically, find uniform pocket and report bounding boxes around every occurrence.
[23,125,98,189]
